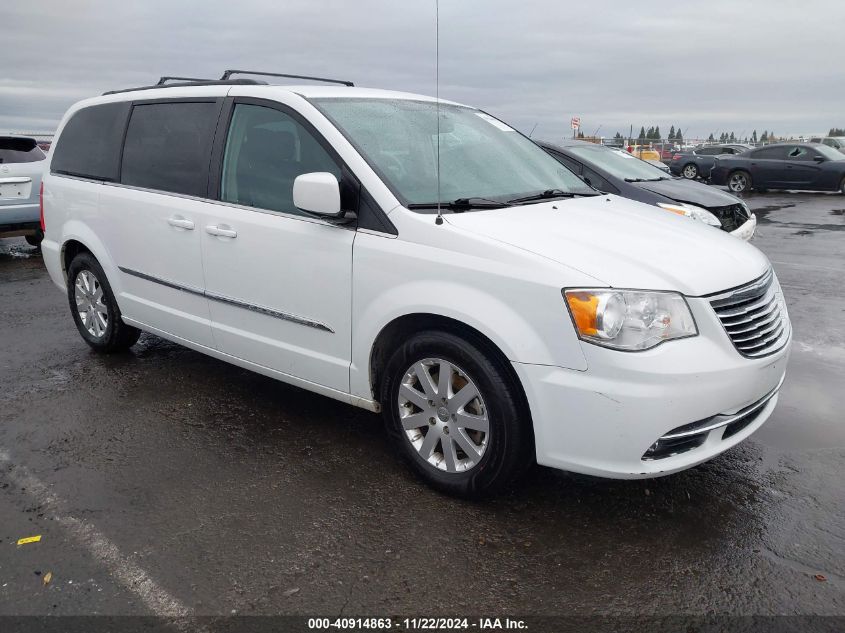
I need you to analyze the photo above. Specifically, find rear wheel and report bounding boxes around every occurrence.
[25,230,43,247]
[382,331,532,497]
[682,163,699,179]
[67,252,140,353]
[728,170,752,194]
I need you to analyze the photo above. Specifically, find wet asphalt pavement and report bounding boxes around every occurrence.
[0,192,843,624]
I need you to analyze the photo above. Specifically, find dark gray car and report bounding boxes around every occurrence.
[709,143,845,194]
[538,139,756,239]
[668,144,753,180]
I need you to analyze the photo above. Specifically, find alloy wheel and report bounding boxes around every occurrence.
[74,270,108,338]
[397,358,489,473]
[729,172,748,193]
[683,164,698,179]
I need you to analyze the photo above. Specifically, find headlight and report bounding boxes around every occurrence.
[564,289,698,351]
[657,202,722,228]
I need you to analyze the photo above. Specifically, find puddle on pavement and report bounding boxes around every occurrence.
[753,204,797,224]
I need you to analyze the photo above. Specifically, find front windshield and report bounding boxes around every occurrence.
[312,98,594,206]
[567,146,669,181]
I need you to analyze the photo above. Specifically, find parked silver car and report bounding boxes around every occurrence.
[0,136,46,245]
[808,136,845,153]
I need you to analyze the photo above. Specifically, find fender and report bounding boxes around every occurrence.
[350,281,589,402]
[59,219,123,297]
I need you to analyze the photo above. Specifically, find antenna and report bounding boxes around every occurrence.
[528,123,538,138]
[435,0,443,226]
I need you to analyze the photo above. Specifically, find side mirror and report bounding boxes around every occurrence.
[293,172,341,217]
[813,155,826,163]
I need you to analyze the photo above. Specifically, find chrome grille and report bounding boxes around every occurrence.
[709,269,790,358]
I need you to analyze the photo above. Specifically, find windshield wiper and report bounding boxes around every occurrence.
[407,197,513,211]
[507,189,597,204]
[624,177,665,182]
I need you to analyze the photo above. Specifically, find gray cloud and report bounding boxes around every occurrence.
[2,0,843,141]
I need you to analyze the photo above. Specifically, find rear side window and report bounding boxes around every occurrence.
[121,101,219,196]
[787,146,811,161]
[0,137,45,164]
[51,103,129,180]
[752,146,787,159]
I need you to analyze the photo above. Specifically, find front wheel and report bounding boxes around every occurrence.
[728,170,752,194]
[67,252,140,353]
[682,163,699,179]
[382,331,533,497]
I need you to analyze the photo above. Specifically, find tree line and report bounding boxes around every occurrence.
[577,125,844,143]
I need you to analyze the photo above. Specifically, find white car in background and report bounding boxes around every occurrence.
[40,72,791,496]
[0,135,47,245]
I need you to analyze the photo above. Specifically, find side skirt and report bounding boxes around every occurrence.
[121,316,381,413]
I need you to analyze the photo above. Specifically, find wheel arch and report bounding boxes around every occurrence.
[368,312,534,435]
[59,221,118,285]
[62,239,92,277]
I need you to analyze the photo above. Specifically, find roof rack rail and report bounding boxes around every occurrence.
[220,69,354,87]
[102,78,265,96]
[156,76,213,86]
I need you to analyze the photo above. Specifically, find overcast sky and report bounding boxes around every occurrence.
[3,1,844,141]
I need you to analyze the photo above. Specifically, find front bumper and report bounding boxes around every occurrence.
[730,213,756,241]
[515,297,791,479]
[668,161,683,176]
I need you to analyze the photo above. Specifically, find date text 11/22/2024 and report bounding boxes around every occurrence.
[307,617,528,630]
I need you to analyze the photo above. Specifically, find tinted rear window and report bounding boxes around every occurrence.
[752,146,788,159]
[0,137,46,164]
[51,102,130,180]
[120,101,219,196]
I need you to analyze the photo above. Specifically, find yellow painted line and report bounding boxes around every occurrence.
[17,535,42,546]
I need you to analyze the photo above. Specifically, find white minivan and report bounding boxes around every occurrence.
[41,72,791,496]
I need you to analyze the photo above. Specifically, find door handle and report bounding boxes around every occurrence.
[167,216,194,230]
[205,225,237,238]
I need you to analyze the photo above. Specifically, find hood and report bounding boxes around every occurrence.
[444,195,769,296]
[632,177,742,208]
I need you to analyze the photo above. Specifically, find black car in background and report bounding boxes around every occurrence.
[709,143,845,194]
[538,139,756,239]
[669,144,753,180]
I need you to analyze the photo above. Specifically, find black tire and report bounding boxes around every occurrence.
[67,252,140,353]
[727,170,752,194]
[681,163,699,179]
[840,176,845,194]
[381,330,533,498]
[25,230,43,247]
